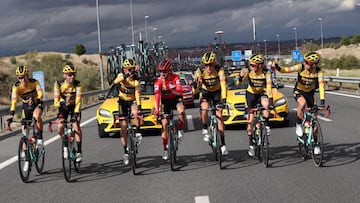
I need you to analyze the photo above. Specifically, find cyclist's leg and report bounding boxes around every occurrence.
[294,90,308,136]
[33,105,44,149]
[161,99,171,160]
[131,103,142,144]
[260,94,271,134]
[246,92,257,156]
[176,98,185,140]
[200,90,210,140]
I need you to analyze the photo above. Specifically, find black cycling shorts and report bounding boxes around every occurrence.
[161,96,182,114]
[294,89,316,107]
[200,89,221,107]
[57,104,81,120]
[22,102,43,120]
[118,99,135,117]
[246,91,267,114]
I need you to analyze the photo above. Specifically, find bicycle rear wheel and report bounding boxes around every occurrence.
[129,131,137,175]
[18,137,31,183]
[261,126,269,167]
[169,126,177,171]
[62,136,72,182]
[298,134,309,160]
[312,122,324,167]
[72,140,81,173]
[35,142,45,174]
[253,126,261,161]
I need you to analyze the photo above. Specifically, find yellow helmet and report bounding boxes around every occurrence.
[15,65,28,76]
[202,52,217,64]
[123,59,136,69]
[249,54,264,64]
[63,64,76,73]
[304,51,320,64]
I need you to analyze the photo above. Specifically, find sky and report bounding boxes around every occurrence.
[0,0,359,56]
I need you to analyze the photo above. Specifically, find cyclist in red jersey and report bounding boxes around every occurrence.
[154,60,185,160]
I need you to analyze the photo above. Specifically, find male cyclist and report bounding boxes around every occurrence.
[237,54,273,157]
[113,59,142,165]
[54,64,83,162]
[273,51,325,155]
[7,65,44,171]
[193,52,228,155]
[154,60,185,160]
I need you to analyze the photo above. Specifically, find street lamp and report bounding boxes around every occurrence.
[153,27,157,42]
[144,15,149,43]
[263,39,267,59]
[158,35,162,43]
[276,34,280,57]
[318,17,324,50]
[293,27,298,50]
[96,0,104,90]
[130,0,134,45]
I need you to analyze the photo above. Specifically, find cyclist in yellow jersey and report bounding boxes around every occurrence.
[273,51,325,154]
[194,52,228,155]
[7,65,44,169]
[237,54,273,156]
[54,64,83,162]
[113,59,142,165]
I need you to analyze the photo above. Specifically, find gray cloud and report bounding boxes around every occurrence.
[0,0,359,55]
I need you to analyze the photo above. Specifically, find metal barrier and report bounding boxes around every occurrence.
[277,74,360,93]
[0,89,108,132]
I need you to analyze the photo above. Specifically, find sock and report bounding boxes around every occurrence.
[162,137,168,150]
[178,120,184,130]
[249,135,253,145]
[123,145,128,154]
[221,135,225,146]
[203,124,208,129]
[77,142,82,153]
[37,131,43,139]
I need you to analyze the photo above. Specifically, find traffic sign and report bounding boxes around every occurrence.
[291,50,301,61]
[244,49,252,60]
[231,50,242,61]
[32,71,45,99]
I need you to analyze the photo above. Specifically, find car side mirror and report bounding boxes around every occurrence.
[98,94,105,100]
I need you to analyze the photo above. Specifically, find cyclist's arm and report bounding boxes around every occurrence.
[171,75,183,96]
[219,68,227,100]
[35,80,44,102]
[10,85,19,113]
[236,69,248,85]
[74,82,83,113]
[53,81,61,107]
[135,80,141,106]
[113,73,125,84]
[265,71,273,99]
[318,70,325,101]
[154,79,161,113]
[193,67,202,87]
[275,63,301,73]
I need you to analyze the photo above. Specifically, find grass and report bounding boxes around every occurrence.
[324,69,360,77]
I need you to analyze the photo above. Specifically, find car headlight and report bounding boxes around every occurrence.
[274,97,286,107]
[99,109,112,118]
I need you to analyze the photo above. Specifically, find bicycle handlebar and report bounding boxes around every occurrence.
[48,119,77,133]
[303,105,331,118]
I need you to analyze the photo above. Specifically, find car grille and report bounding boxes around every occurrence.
[234,103,246,111]
[142,109,151,117]
[142,121,156,126]
[233,115,247,121]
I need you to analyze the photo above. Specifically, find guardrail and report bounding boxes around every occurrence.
[0,89,108,132]
[276,74,360,93]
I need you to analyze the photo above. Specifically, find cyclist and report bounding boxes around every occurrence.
[154,60,185,160]
[273,51,325,155]
[7,65,44,171]
[193,52,228,155]
[54,64,83,162]
[237,54,273,157]
[113,59,142,165]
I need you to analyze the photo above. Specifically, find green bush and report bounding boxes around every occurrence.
[65,54,71,59]
[82,58,89,64]
[10,57,17,64]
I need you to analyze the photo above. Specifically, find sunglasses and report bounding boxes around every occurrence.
[305,60,315,66]
[67,73,76,77]
[18,76,25,80]
[249,63,257,67]
[159,70,168,73]
[204,63,213,67]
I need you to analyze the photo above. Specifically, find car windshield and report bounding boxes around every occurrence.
[106,82,155,98]
[107,84,120,98]
[179,79,187,85]
[227,76,248,90]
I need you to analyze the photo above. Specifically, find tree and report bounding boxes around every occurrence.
[340,36,351,46]
[350,34,360,44]
[74,44,86,56]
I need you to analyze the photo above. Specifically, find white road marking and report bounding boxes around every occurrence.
[0,117,97,171]
[284,84,360,99]
[291,108,332,122]
[186,114,194,131]
[195,196,210,203]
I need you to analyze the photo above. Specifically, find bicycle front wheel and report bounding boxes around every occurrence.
[62,136,72,182]
[298,133,309,160]
[312,121,324,167]
[35,143,45,174]
[169,126,176,171]
[129,131,137,175]
[18,137,31,183]
[216,129,223,169]
[261,126,269,167]
[72,142,81,173]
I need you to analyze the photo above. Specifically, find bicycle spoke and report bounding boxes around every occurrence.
[62,136,72,182]
[312,122,324,167]
[18,137,31,183]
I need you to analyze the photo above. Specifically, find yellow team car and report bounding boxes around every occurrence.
[222,70,289,126]
[96,82,161,138]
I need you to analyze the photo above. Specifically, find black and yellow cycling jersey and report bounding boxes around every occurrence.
[54,79,83,113]
[10,78,43,112]
[239,68,273,98]
[113,73,141,105]
[276,64,325,100]
[194,67,227,99]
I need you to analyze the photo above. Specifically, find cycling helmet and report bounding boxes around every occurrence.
[15,65,28,76]
[123,59,136,69]
[63,64,76,73]
[158,60,172,71]
[249,54,264,64]
[202,52,217,64]
[304,51,320,64]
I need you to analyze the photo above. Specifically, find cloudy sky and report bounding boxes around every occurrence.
[0,0,359,56]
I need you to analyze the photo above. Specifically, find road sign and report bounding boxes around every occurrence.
[32,71,45,99]
[231,50,242,61]
[291,50,301,61]
[244,49,252,60]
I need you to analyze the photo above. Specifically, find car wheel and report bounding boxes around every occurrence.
[98,123,109,138]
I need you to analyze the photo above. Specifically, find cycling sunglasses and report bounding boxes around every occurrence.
[67,73,76,77]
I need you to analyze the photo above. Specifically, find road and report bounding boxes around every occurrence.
[0,87,360,203]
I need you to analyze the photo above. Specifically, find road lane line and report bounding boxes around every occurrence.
[186,114,194,131]
[195,196,210,203]
[0,117,97,171]
[291,108,332,122]
[284,84,360,99]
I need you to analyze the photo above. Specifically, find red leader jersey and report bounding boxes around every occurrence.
[154,73,183,112]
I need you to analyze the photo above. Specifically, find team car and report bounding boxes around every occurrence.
[222,70,289,126]
[178,76,195,107]
[96,81,161,138]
